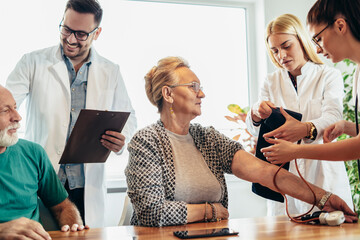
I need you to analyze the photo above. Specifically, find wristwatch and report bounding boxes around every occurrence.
[306,122,317,140]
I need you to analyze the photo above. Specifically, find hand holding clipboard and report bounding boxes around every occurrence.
[59,109,130,164]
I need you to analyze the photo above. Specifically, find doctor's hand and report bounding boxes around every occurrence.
[322,194,358,223]
[323,120,346,143]
[263,107,307,143]
[261,137,298,164]
[101,131,125,153]
[252,101,276,122]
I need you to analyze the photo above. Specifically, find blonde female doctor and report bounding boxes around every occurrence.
[246,14,353,216]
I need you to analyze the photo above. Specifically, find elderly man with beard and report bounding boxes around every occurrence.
[0,86,88,240]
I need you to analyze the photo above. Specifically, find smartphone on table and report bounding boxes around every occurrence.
[173,228,239,239]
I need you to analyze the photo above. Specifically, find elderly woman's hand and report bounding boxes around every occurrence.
[213,203,229,220]
[322,194,358,223]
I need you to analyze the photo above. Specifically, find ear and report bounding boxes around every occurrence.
[93,27,102,40]
[335,18,347,35]
[162,86,174,104]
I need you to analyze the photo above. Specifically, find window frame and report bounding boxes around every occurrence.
[130,0,267,105]
[104,0,267,181]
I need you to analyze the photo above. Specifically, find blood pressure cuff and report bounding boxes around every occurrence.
[252,107,302,202]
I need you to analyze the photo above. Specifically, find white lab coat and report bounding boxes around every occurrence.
[246,61,353,215]
[6,45,137,227]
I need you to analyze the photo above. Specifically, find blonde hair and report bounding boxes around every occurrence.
[145,56,190,112]
[266,13,323,68]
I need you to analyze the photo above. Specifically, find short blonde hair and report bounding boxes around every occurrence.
[145,56,190,112]
[266,14,322,68]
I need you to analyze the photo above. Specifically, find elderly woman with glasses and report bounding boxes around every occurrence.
[125,56,357,227]
[245,14,353,217]
[262,0,360,167]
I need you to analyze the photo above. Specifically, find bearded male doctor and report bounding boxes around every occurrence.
[6,0,137,228]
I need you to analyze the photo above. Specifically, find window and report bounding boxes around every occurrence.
[0,0,266,179]
[101,0,253,178]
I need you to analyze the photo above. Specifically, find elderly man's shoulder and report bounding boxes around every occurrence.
[4,139,49,170]
[14,138,42,148]
[10,139,46,155]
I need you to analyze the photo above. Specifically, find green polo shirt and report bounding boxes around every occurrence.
[0,139,68,223]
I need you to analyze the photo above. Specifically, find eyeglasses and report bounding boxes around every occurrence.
[59,21,98,41]
[312,20,336,50]
[169,82,203,93]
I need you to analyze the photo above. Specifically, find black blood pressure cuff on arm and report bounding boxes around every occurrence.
[252,107,302,202]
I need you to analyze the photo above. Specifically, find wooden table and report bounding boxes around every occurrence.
[49,216,360,240]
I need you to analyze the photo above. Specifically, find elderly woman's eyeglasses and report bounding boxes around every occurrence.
[59,21,98,41]
[312,20,336,49]
[169,82,203,93]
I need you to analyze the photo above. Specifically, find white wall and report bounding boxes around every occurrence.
[264,0,316,24]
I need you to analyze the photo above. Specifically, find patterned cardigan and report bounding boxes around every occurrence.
[125,120,243,227]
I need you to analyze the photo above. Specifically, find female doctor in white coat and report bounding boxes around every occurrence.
[246,14,353,216]
[261,0,360,166]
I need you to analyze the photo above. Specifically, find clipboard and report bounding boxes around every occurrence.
[59,109,130,164]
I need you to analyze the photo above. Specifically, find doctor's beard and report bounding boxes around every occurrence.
[0,123,20,147]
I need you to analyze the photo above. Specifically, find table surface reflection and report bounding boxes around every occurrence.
[49,216,360,240]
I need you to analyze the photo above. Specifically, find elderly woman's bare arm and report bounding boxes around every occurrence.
[231,150,357,222]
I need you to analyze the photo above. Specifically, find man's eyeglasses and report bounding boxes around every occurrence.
[169,82,203,93]
[59,22,98,41]
[312,20,336,49]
